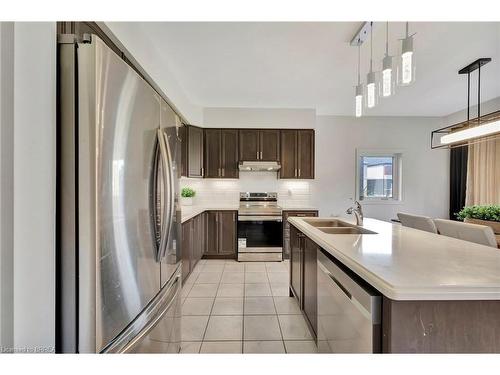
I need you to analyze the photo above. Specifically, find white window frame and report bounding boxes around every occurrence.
[355,149,403,204]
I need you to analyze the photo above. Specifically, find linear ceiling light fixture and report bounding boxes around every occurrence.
[431,58,498,149]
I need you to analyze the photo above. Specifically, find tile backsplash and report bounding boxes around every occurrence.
[180,172,313,208]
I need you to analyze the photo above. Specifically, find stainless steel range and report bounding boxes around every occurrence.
[237,192,283,262]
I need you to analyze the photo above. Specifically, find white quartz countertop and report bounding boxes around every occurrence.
[288,217,500,301]
[181,205,238,223]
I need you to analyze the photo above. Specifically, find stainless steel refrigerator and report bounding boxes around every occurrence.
[58,35,182,353]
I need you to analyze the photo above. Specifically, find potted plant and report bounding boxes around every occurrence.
[456,205,500,234]
[181,187,196,206]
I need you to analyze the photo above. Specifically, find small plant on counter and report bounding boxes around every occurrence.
[181,187,196,198]
[456,205,500,222]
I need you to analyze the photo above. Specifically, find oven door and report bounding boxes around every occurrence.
[237,216,283,260]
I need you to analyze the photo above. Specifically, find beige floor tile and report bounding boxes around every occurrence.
[182,297,214,316]
[217,283,244,297]
[273,297,301,314]
[181,316,209,341]
[181,282,194,298]
[245,263,266,272]
[284,340,318,353]
[243,341,285,353]
[266,262,289,273]
[267,272,289,284]
[200,341,242,354]
[270,282,289,297]
[203,264,225,272]
[224,263,245,272]
[245,272,268,283]
[195,272,222,284]
[244,297,276,315]
[278,315,313,340]
[211,297,244,315]
[221,272,245,284]
[244,315,282,341]
[180,341,202,353]
[245,283,272,297]
[204,316,243,341]
[188,283,219,298]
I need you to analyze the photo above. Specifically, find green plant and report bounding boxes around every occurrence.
[181,187,196,198]
[456,205,500,222]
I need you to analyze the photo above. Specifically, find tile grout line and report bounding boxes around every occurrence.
[267,266,287,353]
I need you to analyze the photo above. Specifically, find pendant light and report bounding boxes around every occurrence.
[397,22,416,86]
[381,22,396,97]
[365,22,378,109]
[355,43,363,117]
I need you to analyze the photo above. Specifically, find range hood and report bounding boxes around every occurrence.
[238,161,281,172]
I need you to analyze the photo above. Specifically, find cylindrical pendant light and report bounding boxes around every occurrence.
[397,22,416,86]
[381,22,396,97]
[355,43,363,117]
[365,22,378,109]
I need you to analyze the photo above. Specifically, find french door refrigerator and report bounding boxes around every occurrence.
[58,35,182,353]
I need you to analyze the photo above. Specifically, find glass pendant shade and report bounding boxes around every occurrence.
[365,71,379,109]
[381,55,396,97]
[355,84,363,117]
[397,35,416,86]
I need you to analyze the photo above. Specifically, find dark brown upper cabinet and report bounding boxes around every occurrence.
[180,125,188,177]
[185,125,204,178]
[239,129,280,161]
[280,129,314,179]
[204,129,239,178]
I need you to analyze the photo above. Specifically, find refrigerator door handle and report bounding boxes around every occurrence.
[156,128,171,262]
[160,130,176,261]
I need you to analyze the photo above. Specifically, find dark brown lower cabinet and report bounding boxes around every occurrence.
[204,210,237,258]
[303,237,318,336]
[181,213,205,283]
[289,223,317,339]
[290,225,303,307]
[282,210,318,260]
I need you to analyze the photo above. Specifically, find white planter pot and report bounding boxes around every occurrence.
[181,197,193,206]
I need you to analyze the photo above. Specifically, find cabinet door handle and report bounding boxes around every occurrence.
[260,151,263,159]
[298,169,301,177]
[294,168,297,177]
[222,167,225,177]
[201,167,204,177]
[256,151,259,160]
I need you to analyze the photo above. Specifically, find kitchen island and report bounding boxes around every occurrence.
[288,217,500,353]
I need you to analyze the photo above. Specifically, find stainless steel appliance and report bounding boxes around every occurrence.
[238,161,281,172]
[237,192,283,262]
[317,250,381,353]
[58,35,181,353]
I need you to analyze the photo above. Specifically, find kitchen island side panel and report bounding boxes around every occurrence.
[382,297,500,353]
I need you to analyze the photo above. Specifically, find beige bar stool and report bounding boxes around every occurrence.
[434,219,498,248]
[397,213,438,234]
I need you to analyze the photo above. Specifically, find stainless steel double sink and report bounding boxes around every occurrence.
[303,218,377,235]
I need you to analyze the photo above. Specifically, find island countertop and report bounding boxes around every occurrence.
[288,217,500,301]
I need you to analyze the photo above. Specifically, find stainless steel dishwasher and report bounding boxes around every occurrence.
[317,249,381,353]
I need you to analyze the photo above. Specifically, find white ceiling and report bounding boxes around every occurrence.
[113,22,500,117]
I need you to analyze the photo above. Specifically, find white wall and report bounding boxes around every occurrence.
[442,96,500,126]
[0,22,56,352]
[103,22,204,125]
[314,116,449,221]
[0,22,14,351]
[204,107,316,129]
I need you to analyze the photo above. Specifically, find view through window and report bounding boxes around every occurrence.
[357,153,401,201]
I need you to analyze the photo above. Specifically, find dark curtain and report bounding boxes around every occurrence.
[449,146,468,220]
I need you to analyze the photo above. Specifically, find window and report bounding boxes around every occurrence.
[356,150,402,202]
